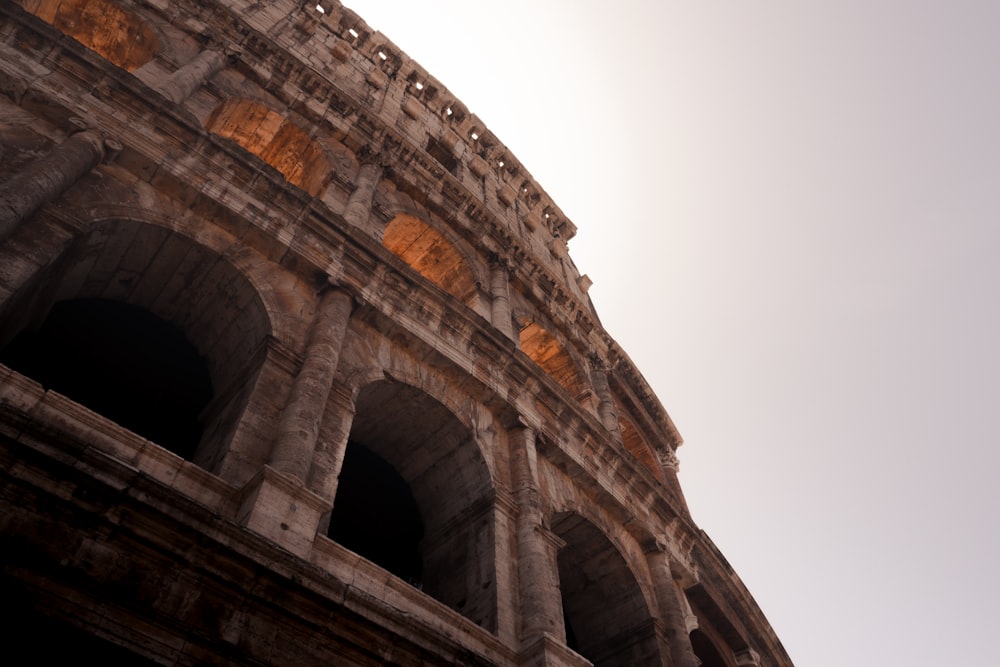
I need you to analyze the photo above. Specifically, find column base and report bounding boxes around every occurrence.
[237,465,328,558]
[518,633,592,667]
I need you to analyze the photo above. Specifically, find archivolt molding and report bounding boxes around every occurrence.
[543,501,659,621]
[75,205,314,349]
[336,324,505,487]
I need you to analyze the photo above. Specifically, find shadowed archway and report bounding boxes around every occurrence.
[329,379,497,630]
[553,512,661,666]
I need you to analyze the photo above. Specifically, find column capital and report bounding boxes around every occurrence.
[67,117,115,155]
[735,648,762,666]
[657,446,680,471]
[357,143,391,169]
[588,352,612,374]
[643,537,671,556]
[488,252,510,270]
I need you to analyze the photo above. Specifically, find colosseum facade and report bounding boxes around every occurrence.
[0,1,792,665]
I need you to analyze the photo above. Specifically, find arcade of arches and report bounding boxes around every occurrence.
[0,0,786,664]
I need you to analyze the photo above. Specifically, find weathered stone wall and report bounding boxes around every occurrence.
[0,1,793,665]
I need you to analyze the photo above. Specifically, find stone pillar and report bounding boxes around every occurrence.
[157,48,229,104]
[492,489,521,647]
[306,387,355,508]
[269,286,354,481]
[0,128,105,238]
[658,447,691,516]
[510,426,565,645]
[646,543,700,667]
[342,161,382,227]
[489,257,515,340]
[0,216,81,342]
[589,359,622,438]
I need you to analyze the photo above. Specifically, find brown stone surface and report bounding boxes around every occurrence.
[0,1,792,665]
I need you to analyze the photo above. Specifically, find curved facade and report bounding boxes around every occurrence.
[0,1,792,665]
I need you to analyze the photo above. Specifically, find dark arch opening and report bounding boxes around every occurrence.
[328,379,497,631]
[327,440,424,585]
[691,628,730,667]
[554,513,660,666]
[0,298,212,459]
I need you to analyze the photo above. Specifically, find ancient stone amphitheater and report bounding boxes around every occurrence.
[0,1,792,665]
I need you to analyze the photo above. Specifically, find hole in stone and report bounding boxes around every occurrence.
[378,51,387,61]
[348,28,359,38]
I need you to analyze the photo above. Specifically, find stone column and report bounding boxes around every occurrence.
[306,387,355,507]
[658,447,691,516]
[269,286,354,481]
[0,128,105,238]
[157,48,230,104]
[342,161,382,227]
[510,425,565,645]
[589,358,622,438]
[646,543,700,667]
[489,257,515,340]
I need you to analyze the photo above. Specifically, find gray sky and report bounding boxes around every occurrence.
[342,1,1000,664]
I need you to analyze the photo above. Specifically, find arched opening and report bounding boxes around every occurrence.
[0,299,211,459]
[206,99,332,196]
[0,220,273,473]
[382,214,478,305]
[328,379,496,631]
[553,513,660,666]
[17,0,158,71]
[691,629,731,667]
[519,322,588,401]
[616,408,665,482]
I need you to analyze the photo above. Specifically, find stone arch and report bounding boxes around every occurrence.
[382,213,480,306]
[0,218,275,474]
[206,98,333,197]
[17,0,158,72]
[57,203,306,347]
[328,377,498,631]
[616,406,665,482]
[552,512,662,666]
[519,321,588,401]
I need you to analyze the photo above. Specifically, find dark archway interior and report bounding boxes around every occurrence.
[563,606,580,654]
[329,379,497,631]
[690,629,730,667]
[0,298,212,459]
[328,440,424,585]
[555,513,659,666]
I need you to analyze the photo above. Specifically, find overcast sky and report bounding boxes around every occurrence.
[341,2,1000,664]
